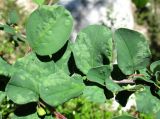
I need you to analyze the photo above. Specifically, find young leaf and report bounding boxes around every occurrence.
[26,5,73,55]
[114,28,151,75]
[32,0,45,5]
[72,25,112,74]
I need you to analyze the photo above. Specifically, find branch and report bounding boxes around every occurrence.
[113,79,135,84]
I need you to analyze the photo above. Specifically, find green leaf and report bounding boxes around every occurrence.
[0,91,6,103]
[26,5,73,55]
[150,60,160,74]
[114,28,151,75]
[87,65,111,85]
[0,57,13,76]
[112,115,137,119]
[83,86,106,103]
[32,0,45,5]
[40,70,85,106]
[8,10,19,24]
[135,86,160,114]
[11,113,39,119]
[72,25,112,74]
[6,53,84,106]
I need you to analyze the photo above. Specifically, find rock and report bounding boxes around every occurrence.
[59,0,134,40]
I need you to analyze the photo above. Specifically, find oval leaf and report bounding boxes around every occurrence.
[72,25,112,74]
[114,28,151,75]
[26,5,73,55]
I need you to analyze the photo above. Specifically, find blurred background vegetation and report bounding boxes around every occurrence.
[0,0,160,119]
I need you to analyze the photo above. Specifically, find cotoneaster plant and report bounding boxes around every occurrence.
[0,1,160,119]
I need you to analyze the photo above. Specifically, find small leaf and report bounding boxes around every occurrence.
[87,65,111,85]
[72,25,112,74]
[26,5,73,55]
[33,0,45,5]
[112,115,137,119]
[83,86,106,103]
[114,28,151,75]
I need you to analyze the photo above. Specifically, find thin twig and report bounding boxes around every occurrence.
[113,79,135,84]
